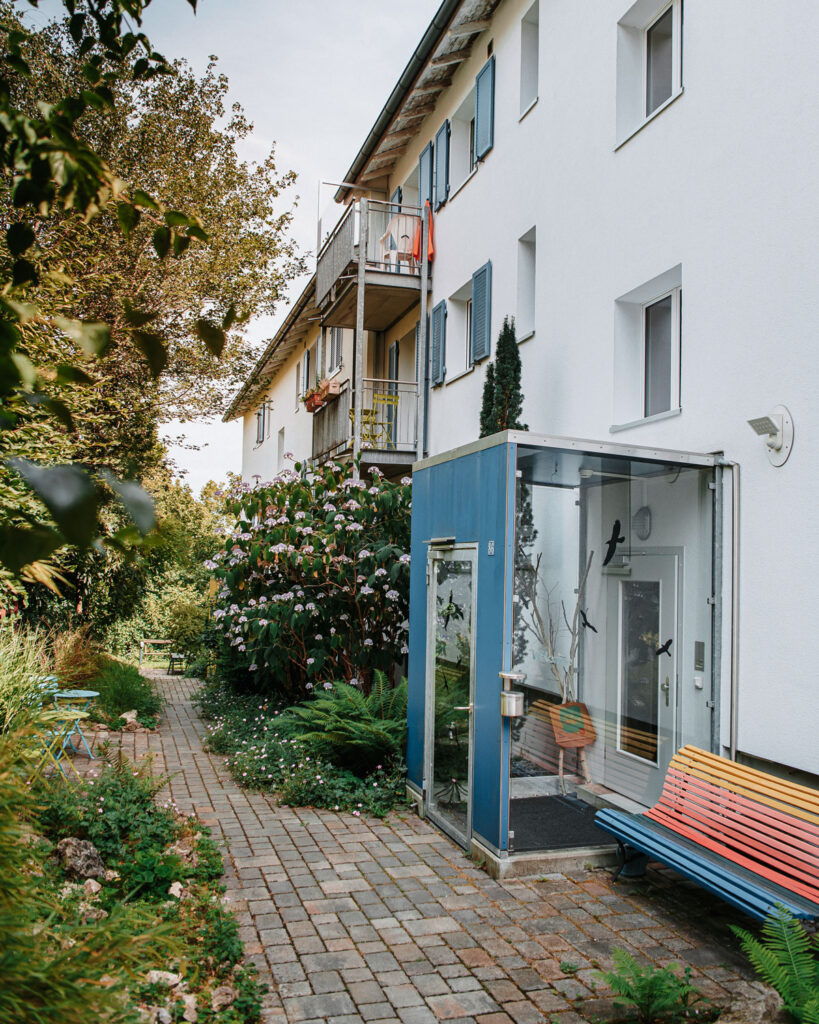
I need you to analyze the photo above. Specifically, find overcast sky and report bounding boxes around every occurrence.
[132,0,442,493]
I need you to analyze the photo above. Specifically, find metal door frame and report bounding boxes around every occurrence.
[424,543,479,847]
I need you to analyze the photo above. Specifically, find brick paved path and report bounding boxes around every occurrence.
[91,674,762,1024]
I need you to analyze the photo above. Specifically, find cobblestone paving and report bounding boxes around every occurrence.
[85,673,759,1023]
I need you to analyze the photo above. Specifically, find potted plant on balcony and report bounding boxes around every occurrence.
[318,377,343,402]
[302,382,324,413]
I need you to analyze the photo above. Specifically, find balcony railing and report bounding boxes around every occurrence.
[357,378,418,453]
[311,377,418,463]
[316,199,421,306]
[311,380,352,463]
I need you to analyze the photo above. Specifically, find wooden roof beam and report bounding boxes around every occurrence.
[448,19,490,36]
[430,47,471,67]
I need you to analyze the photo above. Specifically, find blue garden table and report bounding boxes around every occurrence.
[53,689,99,760]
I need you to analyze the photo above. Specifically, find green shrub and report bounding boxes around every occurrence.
[733,906,819,1023]
[0,729,178,1024]
[51,625,103,686]
[89,656,163,727]
[597,948,707,1023]
[283,672,407,773]
[209,459,411,698]
[0,626,52,732]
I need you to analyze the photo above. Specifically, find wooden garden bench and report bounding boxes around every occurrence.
[594,745,819,923]
[167,652,185,675]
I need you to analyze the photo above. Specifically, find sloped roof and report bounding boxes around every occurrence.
[336,0,504,201]
[223,275,319,422]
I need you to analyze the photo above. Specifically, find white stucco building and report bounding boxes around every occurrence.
[225,0,819,821]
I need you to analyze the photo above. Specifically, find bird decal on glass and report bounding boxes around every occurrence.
[602,519,626,566]
[655,638,673,658]
[580,609,598,634]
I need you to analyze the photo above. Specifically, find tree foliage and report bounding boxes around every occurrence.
[479,315,527,437]
[0,0,299,594]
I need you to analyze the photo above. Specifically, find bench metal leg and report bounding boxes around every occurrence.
[612,839,627,882]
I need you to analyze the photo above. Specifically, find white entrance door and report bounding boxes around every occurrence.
[604,553,679,806]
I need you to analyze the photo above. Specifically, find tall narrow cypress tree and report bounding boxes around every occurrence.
[479,362,496,438]
[491,316,527,431]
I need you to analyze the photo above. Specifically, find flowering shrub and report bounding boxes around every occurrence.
[196,680,406,818]
[208,460,411,697]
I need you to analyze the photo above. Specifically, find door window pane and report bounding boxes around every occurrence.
[430,558,473,838]
[646,8,673,114]
[644,294,673,416]
[619,580,660,762]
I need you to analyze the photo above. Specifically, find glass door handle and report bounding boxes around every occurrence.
[661,677,670,706]
[453,704,474,713]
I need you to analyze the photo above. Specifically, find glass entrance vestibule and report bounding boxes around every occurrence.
[406,431,725,863]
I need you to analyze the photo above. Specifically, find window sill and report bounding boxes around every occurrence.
[519,96,538,122]
[444,364,476,386]
[449,166,478,203]
[614,87,684,151]
[327,365,343,379]
[610,407,681,433]
[517,329,535,344]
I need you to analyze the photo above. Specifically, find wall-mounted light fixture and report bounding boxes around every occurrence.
[747,405,794,467]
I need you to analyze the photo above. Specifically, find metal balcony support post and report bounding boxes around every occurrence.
[416,208,428,461]
[352,197,368,479]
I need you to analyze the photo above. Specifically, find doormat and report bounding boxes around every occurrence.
[511,756,551,778]
[509,794,610,852]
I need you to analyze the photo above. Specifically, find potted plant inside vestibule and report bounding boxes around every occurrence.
[517,549,598,794]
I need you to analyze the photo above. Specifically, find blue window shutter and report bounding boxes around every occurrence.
[475,57,495,160]
[471,261,492,362]
[434,121,450,210]
[431,300,446,385]
[389,185,402,215]
[419,143,434,209]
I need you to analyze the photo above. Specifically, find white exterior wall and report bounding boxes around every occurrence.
[382,1,819,774]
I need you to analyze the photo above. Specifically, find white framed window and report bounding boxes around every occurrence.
[517,227,536,339]
[255,403,266,445]
[451,89,477,189]
[642,290,680,417]
[328,327,343,373]
[446,280,473,379]
[520,1,539,115]
[295,359,300,411]
[612,265,681,429]
[277,427,285,470]
[616,0,683,146]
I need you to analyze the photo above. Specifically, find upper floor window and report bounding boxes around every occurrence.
[255,402,266,445]
[517,227,536,339]
[612,265,682,429]
[328,327,343,373]
[520,1,539,115]
[616,0,683,146]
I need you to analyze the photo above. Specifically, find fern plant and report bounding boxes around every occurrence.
[283,672,407,772]
[598,948,705,1022]
[732,906,819,1023]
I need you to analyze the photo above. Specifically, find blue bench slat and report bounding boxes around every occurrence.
[595,809,819,923]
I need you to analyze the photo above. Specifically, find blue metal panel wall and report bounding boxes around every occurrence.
[406,441,513,851]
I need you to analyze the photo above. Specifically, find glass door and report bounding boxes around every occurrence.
[604,553,678,805]
[425,547,477,845]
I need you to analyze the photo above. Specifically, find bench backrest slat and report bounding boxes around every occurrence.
[658,770,819,869]
[646,746,819,905]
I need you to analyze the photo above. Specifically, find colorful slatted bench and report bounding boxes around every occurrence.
[594,745,819,923]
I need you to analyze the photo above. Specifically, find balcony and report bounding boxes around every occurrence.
[311,377,419,471]
[316,199,427,331]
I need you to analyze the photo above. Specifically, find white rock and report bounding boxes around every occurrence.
[210,986,236,1012]
[181,993,198,1022]
[119,709,139,723]
[168,881,185,898]
[146,970,182,988]
[83,878,102,896]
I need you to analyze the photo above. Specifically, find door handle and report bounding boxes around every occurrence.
[661,677,670,707]
[453,704,473,713]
